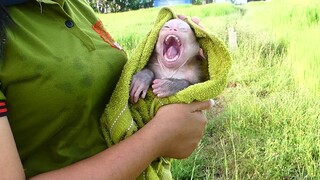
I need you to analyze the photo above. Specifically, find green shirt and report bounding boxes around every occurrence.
[0,0,127,177]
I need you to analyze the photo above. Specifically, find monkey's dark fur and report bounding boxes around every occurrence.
[0,3,13,59]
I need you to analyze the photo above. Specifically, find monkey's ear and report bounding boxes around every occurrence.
[197,48,206,60]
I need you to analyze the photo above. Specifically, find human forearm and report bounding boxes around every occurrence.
[30,122,162,180]
[0,117,25,180]
[30,100,212,179]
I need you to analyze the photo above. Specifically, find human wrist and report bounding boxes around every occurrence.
[139,116,173,158]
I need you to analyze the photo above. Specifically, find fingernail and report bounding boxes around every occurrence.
[209,99,215,108]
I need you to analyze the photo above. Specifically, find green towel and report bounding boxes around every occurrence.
[100,7,231,180]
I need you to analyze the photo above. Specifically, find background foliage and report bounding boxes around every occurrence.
[99,0,320,179]
[87,0,153,13]
[87,0,265,13]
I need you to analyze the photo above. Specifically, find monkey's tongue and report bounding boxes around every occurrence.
[165,46,179,60]
[164,35,181,61]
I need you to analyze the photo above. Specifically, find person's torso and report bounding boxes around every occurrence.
[0,0,127,177]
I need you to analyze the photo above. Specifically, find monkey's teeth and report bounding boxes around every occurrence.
[165,35,181,45]
[163,35,181,61]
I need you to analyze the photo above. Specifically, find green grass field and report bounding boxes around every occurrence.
[99,0,320,178]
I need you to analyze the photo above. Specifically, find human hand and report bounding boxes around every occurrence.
[177,14,204,29]
[147,100,213,159]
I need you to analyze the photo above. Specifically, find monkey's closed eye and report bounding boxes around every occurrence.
[179,27,189,32]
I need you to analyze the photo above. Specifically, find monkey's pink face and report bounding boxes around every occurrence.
[156,19,200,69]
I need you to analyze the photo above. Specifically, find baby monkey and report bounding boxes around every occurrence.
[130,18,204,103]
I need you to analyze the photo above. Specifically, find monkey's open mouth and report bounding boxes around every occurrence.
[163,35,181,62]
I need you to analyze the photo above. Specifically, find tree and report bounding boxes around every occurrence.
[86,0,154,13]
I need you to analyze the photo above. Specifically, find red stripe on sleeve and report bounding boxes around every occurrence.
[0,108,7,113]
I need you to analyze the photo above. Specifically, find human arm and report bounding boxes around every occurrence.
[0,100,211,180]
[0,116,25,180]
[28,100,212,180]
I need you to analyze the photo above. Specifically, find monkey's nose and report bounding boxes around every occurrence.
[170,28,178,31]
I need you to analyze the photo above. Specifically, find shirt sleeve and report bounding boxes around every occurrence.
[0,91,7,117]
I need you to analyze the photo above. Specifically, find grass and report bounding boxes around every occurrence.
[99,0,320,179]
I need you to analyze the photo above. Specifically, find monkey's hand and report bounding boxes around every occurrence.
[130,69,155,103]
[152,78,191,98]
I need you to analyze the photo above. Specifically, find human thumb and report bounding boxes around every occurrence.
[192,99,214,112]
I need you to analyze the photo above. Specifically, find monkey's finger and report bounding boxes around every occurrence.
[130,84,140,103]
[152,87,159,94]
[134,89,142,103]
[132,93,141,103]
[130,90,135,103]
[157,93,167,98]
[130,81,136,93]
[130,96,134,104]
[153,87,168,98]
[134,86,147,103]
[141,89,147,99]
[130,78,138,90]
[158,89,174,98]
[153,79,161,83]
[151,83,160,89]
[130,84,137,98]
[152,85,163,97]
[152,79,164,89]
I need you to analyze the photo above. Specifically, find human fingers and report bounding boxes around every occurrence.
[189,100,214,112]
[177,14,204,29]
[152,103,207,158]
[177,14,187,20]
[191,17,200,24]
[191,17,204,29]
